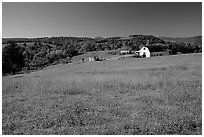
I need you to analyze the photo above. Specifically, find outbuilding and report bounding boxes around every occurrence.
[88,56,101,61]
[151,50,171,57]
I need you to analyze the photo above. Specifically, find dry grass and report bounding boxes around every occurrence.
[2,53,202,135]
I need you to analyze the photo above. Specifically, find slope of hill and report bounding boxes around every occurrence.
[160,36,202,54]
[2,53,202,135]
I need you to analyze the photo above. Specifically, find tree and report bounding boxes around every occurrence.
[2,41,25,74]
[65,44,78,57]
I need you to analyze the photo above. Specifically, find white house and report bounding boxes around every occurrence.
[136,46,150,58]
[120,46,131,55]
[120,50,130,54]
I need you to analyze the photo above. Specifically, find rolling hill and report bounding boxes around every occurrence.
[2,53,202,135]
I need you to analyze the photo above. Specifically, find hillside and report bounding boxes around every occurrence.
[27,53,202,77]
[2,35,202,75]
[159,36,202,47]
[3,53,202,135]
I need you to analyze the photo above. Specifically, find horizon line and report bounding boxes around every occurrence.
[2,34,202,39]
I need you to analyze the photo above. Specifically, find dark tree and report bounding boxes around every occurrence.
[2,41,25,74]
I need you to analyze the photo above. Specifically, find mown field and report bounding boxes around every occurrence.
[2,53,202,135]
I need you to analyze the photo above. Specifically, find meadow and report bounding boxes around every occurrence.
[2,53,202,135]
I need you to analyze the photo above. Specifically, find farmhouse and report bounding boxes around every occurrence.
[120,50,130,54]
[120,46,132,55]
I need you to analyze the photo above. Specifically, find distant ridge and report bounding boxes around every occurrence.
[159,36,202,43]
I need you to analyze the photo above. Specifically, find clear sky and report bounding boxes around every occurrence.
[2,2,202,38]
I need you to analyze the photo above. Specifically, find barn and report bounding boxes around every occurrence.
[135,46,151,58]
[135,46,171,58]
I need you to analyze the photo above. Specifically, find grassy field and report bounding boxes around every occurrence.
[2,53,202,135]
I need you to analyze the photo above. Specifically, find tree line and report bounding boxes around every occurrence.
[2,35,202,75]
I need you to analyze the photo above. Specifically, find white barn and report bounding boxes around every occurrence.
[136,46,150,58]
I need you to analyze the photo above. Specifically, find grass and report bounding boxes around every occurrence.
[2,53,202,135]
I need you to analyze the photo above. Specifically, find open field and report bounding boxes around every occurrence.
[2,53,202,135]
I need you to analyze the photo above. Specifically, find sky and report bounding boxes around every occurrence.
[2,2,202,38]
